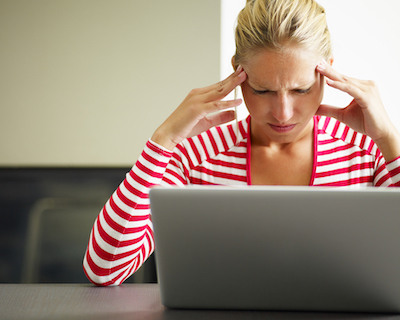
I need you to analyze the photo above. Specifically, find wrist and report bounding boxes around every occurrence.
[151,129,177,152]
[374,126,400,163]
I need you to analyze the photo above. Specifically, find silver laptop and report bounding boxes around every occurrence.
[149,186,400,312]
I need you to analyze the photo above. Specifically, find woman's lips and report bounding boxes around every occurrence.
[269,124,296,133]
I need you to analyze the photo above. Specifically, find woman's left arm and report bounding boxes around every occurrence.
[316,60,400,163]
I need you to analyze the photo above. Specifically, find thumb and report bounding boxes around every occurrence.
[316,104,343,120]
[187,110,236,138]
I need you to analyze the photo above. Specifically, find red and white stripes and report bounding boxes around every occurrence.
[83,115,400,285]
[83,142,172,285]
[313,116,392,187]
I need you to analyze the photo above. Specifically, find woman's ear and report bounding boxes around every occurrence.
[231,56,236,71]
[328,56,334,66]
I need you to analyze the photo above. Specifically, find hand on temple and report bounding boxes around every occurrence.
[151,66,247,151]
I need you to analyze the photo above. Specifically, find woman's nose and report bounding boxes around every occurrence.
[272,93,294,124]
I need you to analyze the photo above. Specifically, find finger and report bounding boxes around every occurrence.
[318,61,372,87]
[186,110,236,138]
[203,67,247,101]
[205,110,236,127]
[202,98,243,114]
[317,61,367,99]
[194,66,244,95]
[326,78,364,101]
[316,60,344,82]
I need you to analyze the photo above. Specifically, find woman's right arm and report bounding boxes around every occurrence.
[83,68,247,285]
[83,140,174,285]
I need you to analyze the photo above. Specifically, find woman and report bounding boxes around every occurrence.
[83,0,400,285]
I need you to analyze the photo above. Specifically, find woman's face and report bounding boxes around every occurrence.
[241,46,325,145]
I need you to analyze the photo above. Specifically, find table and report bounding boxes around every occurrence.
[1,283,399,320]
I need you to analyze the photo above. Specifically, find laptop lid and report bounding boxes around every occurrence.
[149,186,400,312]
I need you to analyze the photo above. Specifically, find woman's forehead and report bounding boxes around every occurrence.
[244,47,320,89]
[245,65,318,91]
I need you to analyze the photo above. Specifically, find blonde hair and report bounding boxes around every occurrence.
[233,0,331,67]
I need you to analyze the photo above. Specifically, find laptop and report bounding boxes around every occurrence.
[149,185,400,312]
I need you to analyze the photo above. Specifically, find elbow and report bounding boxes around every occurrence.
[82,252,127,286]
[83,267,120,287]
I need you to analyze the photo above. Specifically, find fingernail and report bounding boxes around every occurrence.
[317,61,326,70]
[236,65,243,74]
[326,78,334,85]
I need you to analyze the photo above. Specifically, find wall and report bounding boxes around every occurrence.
[0,0,221,166]
[318,0,400,131]
[2,1,399,166]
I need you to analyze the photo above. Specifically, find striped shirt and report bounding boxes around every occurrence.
[83,115,400,285]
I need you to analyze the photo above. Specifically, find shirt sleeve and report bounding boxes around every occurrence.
[374,155,400,187]
[83,140,175,286]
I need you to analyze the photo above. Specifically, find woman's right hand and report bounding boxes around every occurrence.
[151,66,247,151]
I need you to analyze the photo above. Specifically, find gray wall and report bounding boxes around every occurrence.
[0,0,221,166]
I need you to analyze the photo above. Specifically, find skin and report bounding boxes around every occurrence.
[317,60,400,163]
[152,44,400,185]
[239,46,327,185]
[240,46,325,148]
[151,67,247,151]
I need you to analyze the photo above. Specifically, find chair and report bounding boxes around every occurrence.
[21,197,157,283]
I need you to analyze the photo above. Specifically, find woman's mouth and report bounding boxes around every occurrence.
[269,124,296,133]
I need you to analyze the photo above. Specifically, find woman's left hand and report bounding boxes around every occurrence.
[316,60,400,161]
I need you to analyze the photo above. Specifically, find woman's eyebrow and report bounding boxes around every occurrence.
[294,79,316,89]
[248,78,316,91]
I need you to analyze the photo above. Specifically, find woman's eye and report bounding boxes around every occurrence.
[252,88,270,95]
[251,87,312,95]
[295,88,311,94]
